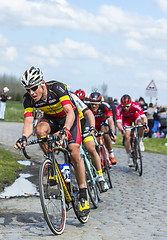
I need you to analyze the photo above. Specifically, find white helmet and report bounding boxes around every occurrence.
[3,87,9,92]
[21,66,43,88]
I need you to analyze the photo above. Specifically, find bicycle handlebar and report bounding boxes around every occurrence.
[21,135,71,159]
[123,124,147,131]
[82,128,115,139]
[97,128,116,139]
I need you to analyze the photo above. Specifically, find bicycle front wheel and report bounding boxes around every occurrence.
[135,139,143,176]
[39,159,66,235]
[70,163,89,224]
[100,146,112,189]
[85,159,99,208]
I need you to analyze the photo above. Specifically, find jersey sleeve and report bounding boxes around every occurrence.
[133,102,145,116]
[103,102,113,118]
[71,93,88,113]
[52,82,74,108]
[23,93,34,118]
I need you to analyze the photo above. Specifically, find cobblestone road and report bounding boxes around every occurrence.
[0,122,167,239]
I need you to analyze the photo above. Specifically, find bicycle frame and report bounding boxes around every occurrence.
[26,135,73,202]
[51,146,72,203]
[80,142,99,183]
[98,135,110,167]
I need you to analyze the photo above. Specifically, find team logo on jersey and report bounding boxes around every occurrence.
[57,86,65,93]
[49,99,56,104]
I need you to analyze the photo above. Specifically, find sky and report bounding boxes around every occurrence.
[0,0,167,106]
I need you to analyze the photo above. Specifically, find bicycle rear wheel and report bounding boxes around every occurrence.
[135,139,143,176]
[39,158,66,235]
[100,146,112,189]
[70,163,89,224]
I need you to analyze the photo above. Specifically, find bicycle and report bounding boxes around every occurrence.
[21,135,89,235]
[123,124,146,176]
[81,132,100,208]
[92,130,114,189]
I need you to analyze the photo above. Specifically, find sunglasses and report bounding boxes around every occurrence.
[122,105,130,108]
[26,85,39,92]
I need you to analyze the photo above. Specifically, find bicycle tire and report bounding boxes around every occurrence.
[84,156,99,208]
[100,146,112,189]
[70,163,89,224]
[135,138,143,176]
[39,158,66,235]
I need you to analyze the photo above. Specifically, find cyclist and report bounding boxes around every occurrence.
[73,89,109,192]
[116,94,148,167]
[74,89,86,102]
[14,66,90,217]
[87,91,117,166]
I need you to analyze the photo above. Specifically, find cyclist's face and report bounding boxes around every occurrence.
[90,103,100,112]
[122,105,130,112]
[27,84,43,102]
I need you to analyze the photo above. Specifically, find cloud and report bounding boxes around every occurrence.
[0,0,167,44]
[155,0,167,13]
[152,48,167,61]
[98,5,135,31]
[125,39,147,51]
[103,55,133,66]
[5,47,18,61]
[151,69,167,82]
[25,55,60,67]
[0,34,8,46]
[31,39,100,59]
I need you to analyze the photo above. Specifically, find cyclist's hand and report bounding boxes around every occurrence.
[89,126,98,136]
[112,135,117,142]
[144,124,149,133]
[109,128,117,142]
[58,127,72,145]
[14,136,27,149]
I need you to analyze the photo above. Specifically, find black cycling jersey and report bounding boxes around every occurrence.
[23,80,76,118]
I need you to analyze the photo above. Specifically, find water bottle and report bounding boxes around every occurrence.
[59,163,70,182]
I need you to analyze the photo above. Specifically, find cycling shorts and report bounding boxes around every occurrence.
[81,116,93,144]
[95,118,109,132]
[40,108,82,145]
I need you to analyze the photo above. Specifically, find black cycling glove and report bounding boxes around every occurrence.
[16,136,27,147]
[89,126,98,136]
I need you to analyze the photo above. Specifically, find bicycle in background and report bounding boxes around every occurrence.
[92,130,115,189]
[123,124,146,176]
[21,135,89,235]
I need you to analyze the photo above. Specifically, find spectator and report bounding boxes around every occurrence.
[113,98,119,108]
[139,97,148,115]
[152,106,160,133]
[0,87,12,120]
[107,97,117,134]
[146,98,158,138]
[158,107,167,137]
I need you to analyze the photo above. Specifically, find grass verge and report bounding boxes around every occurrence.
[115,134,167,155]
[0,147,24,192]
[2,101,24,122]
